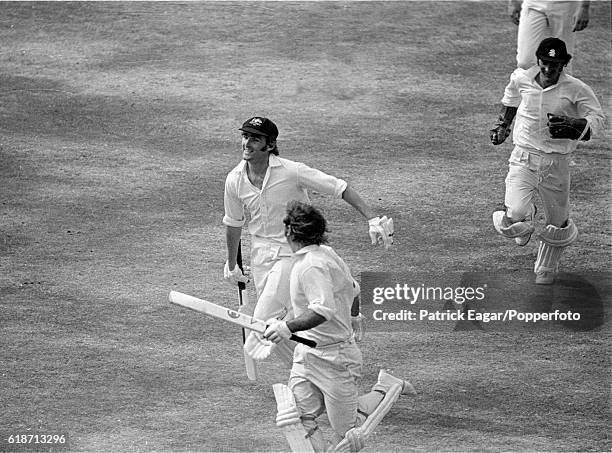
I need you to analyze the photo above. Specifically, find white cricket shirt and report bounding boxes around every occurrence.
[223,155,347,243]
[289,244,359,347]
[501,66,605,155]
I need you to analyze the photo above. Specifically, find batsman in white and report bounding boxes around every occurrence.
[509,0,590,73]
[489,37,604,285]
[263,201,415,452]
[223,116,393,369]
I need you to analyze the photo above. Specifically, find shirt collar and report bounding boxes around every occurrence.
[269,154,282,167]
[237,154,281,173]
[530,66,568,88]
[293,244,320,255]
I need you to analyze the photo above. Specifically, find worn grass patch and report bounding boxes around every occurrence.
[0,2,610,452]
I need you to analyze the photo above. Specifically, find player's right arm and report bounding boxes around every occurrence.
[491,69,522,145]
[223,171,248,282]
[225,226,242,269]
[508,0,522,25]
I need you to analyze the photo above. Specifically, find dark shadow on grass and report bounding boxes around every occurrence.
[455,271,609,332]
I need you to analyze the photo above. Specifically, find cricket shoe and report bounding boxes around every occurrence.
[535,270,556,285]
[373,369,417,396]
[492,211,535,240]
[492,210,511,233]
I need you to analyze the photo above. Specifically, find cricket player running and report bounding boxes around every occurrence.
[263,201,415,452]
[490,38,605,285]
[223,117,393,368]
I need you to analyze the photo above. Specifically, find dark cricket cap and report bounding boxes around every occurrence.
[536,37,572,62]
[239,117,279,140]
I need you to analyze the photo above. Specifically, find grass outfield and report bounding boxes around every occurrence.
[0,2,610,452]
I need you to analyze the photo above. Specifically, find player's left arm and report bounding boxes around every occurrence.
[548,85,605,140]
[576,84,605,137]
[296,162,393,248]
[341,184,375,219]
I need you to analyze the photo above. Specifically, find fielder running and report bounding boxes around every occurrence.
[509,0,590,73]
[223,117,393,371]
[263,202,415,452]
[489,37,605,285]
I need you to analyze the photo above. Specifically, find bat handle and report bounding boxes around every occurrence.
[290,334,317,348]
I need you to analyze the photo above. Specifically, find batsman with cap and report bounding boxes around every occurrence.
[489,37,605,284]
[222,116,393,374]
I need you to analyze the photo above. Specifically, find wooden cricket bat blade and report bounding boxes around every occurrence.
[169,291,317,348]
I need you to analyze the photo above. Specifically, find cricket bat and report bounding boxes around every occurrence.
[169,291,317,348]
[237,242,258,380]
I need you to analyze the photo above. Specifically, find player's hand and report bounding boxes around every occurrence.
[508,0,521,25]
[224,261,249,285]
[244,331,273,360]
[368,216,394,249]
[351,313,366,342]
[263,318,292,343]
[572,6,589,31]
[547,113,590,140]
[490,123,511,145]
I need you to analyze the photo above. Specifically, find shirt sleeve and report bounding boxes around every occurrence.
[501,68,522,108]
[300,265,337,321]
[576,83,606,138]
[222,172,246,227]
[296,162,347,199]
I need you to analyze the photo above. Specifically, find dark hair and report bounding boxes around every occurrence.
[266,137,279,155]
[283,201,328,246]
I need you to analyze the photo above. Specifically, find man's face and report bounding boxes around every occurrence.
[241,131,270,164]
[538,58,564,85]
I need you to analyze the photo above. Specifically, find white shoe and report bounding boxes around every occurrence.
[514,205,537,246]
[535,271,556,285]
[515,233,532,246]
[375,369,417,396]
[492,211,510,235]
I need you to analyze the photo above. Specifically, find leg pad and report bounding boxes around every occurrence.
[333,382,403,452]
[538,219,578,247]
[272,384,315,453]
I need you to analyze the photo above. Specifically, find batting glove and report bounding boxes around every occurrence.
[223,261,249,285]
[547,114,590,141]
[368,216,394,249]
[351,313,366,342]
[244,331,274,360]
[263,318,292,344]
[490,121,511,145]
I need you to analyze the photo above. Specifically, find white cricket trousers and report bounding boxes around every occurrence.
[504,146,571,227]
[289,340,363,442]
[250,238,296,366]
[516,0,581,72]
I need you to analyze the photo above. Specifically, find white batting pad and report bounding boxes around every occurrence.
[272,384,315,453]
